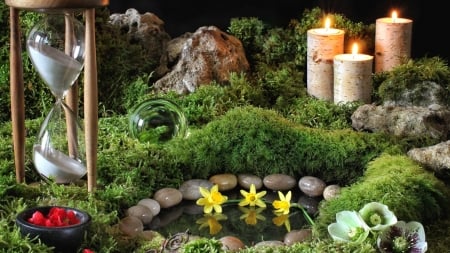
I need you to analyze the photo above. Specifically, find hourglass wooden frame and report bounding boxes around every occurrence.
[6,0,109,192]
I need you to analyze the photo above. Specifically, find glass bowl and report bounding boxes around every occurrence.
[129,98,188,143]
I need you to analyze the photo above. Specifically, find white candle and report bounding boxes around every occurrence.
[375,10,413,73]
[307,17,345,101]
[334,43,374,104]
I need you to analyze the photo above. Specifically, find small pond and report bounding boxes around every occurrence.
[147,190,320,246]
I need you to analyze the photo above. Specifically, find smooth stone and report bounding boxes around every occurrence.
[254,240,285,247]
[237,174,263,190]
[297,195,320,215]
[126,205,154,225]
[298,176,326,197]
[119,216,144,237]
[263,174,296,191]
[138,198,161,216]
[153,187,183,208]
[209,173,238,191]
[219,236,245,251]
[283,229,312,245]
[179,179,213,200]
[323,184,341,200]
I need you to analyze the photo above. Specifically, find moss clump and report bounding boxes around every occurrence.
[314,154,450,241]
[167,106,402,185]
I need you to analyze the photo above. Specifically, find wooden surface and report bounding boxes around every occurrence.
[5,0,109,9]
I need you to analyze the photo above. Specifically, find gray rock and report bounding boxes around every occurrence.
[407,140,450,181]
[298,176,326,197]
[179,179,213,200]
[263,174,297,191]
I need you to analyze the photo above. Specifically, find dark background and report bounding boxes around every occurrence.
[108,0,448,61]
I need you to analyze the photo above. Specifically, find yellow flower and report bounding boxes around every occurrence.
[196,213,228,235]
[272,191,291,215]
[239,206,266,225]
[196,184,228,213]
[238,184,267,208]
[272,212,291,232]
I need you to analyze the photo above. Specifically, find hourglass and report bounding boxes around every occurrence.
[27,13,87,184]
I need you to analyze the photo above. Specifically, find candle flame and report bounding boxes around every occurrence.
[391,10,398,22]
[324,17,331,30]
[352,43,359,57]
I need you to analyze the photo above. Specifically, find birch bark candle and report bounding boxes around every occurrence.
[334,43,374,104]
[375,10,413,73]
[307,18,345,101]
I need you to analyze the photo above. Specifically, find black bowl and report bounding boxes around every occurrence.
[16,206,91,253]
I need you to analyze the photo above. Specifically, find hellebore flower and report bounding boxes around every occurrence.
[328,210,370,244]
[272,191,292,215]
[196,213,228,235]
[377,221,428,253]
[196,185,228,214]
[359,202,398,231]
[239,206,266,225]
[239,184,267,208]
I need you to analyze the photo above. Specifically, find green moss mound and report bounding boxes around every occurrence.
[314,154,450,240]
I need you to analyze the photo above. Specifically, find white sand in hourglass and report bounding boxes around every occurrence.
[27,42,83,98]
[33,144,86,184]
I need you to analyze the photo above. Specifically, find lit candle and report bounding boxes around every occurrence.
[334,43,374,104]
[307,17,345,101]
[375,10,413,73]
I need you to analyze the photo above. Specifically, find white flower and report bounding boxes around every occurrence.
[328,210,370,244]
[359,202,397,231]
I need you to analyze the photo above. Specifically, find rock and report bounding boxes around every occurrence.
[298,176,326,197]
[284,229,312,245]
[407,140,450,182]
[209,173,238,191]
[126,205,154,225]
[153,26,250,94]
[119,216,144,237]
[323,184,341,200]
[254,240,285,247]
[219,236,245,251]
[237,174,263,190]
[153,188,183,208]
[137,198,161,216]
[351,104,450,141]
[263,174,297,191]
[179,179,213,200]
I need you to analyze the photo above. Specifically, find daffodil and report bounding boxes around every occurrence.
[272,191,291,215]
[272,212,291,232]
[359,202,397,231]
[377,221,428,253]
[239,206,266,225]
[328,210,370,244]
[196,213,228,235]
[239,184,267,208]
[196,184,228,214]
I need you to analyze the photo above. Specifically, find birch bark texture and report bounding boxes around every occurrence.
[375,17,412,73]
[307,28,344,101]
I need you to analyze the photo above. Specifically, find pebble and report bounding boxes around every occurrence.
[179,179,213,200]
[263,174,297,191]
[219,236,245,251]
[298,176,326,197]
[297,195,320,215]
[283,229,312,245]
[237,174,263,190]
[209,173,238,191]
[153,188,183,208]
[254,240,285,247]
[323,184,341,200]
[137,198,161,216]
[119,216,144,237]
[126,205,154,225]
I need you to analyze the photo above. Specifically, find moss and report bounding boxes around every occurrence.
[314,154,450,246]
[166,106,400,185]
